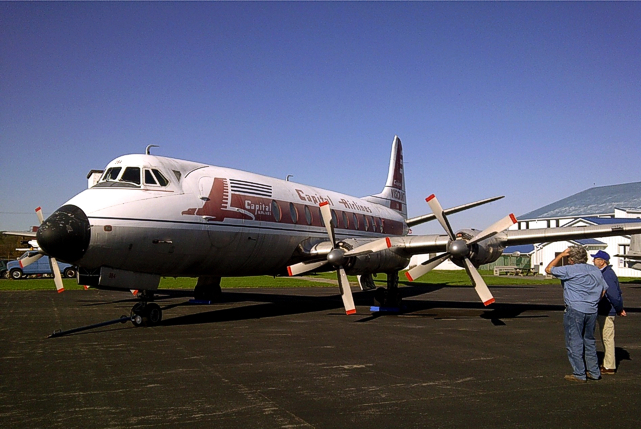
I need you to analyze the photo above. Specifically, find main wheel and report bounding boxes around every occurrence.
[147,303,162,325]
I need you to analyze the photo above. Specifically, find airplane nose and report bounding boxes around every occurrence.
[37,205,91,263]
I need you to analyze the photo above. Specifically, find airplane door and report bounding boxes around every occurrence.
[199,177,214,202]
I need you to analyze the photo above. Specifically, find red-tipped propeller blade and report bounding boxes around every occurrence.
[35,207,65,293]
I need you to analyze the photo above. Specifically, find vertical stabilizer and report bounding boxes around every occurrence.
[629,234,641,257]
[363,136,407,218]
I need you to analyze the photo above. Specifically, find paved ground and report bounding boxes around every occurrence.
[2,281,641,428]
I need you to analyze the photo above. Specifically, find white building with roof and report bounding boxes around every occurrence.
[510,181,641,277]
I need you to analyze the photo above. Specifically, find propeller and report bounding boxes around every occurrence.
[27,207,65,293]
[405,194,517,306]
[287,201,392,315]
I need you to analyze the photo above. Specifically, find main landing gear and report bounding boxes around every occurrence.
[130,291,162,327]
[373,271,403,309]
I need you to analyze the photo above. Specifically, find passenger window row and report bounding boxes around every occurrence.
[271,200,384,232]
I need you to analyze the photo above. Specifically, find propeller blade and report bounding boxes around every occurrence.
[462,258,494,306]
[337,267,356,315]
[35,206,44,224]
[468,214,518,245]
[405,253,450,282]
[319,201,336,246]
[19,252,44,268]
[426,195,455,240]
[287,260,328,276]
[344,237,392,257]
[50,256,65,293]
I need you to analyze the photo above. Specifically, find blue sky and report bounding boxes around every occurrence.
[1,2,640,234]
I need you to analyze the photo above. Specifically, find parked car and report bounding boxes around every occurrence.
[6,251,76,279]
[0,259,10,279]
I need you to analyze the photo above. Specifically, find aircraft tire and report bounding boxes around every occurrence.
[147,303,162,325]
[131,302,147,327]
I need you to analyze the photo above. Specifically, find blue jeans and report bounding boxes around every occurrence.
[564,306,600,379]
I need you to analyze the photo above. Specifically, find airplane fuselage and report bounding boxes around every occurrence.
[52,153,409,280]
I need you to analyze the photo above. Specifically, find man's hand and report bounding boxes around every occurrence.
[545,248,570,274]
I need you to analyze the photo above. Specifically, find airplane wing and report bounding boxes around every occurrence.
[388,194,641,306]
[390,221,641,256]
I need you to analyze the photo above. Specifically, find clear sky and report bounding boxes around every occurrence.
[1,2,640,235]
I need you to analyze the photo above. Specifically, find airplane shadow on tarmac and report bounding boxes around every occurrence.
[153,284,565,328]
[74,283,640,331]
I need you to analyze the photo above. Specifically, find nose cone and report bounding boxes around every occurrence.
[448,239,470,258]
[37,205,91,263]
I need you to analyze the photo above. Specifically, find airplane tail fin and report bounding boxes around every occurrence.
[363,136,407,219]
[629,234,641,256]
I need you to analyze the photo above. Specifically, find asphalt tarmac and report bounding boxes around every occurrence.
[2,281,641,429]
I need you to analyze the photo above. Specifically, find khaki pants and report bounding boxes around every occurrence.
[597,315,616,370]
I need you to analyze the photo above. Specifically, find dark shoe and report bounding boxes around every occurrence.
[565,374,587,383]
[600,366,616,375]
[586,372,601,381]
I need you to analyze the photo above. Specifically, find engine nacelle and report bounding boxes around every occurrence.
[450,229,506,268]
[338,238,410,275]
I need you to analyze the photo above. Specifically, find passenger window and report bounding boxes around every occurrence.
[120,167,141,185]
[304,206,312,225]
[272,200,282,222]
[342,212,348,229]
[290,203,298,224]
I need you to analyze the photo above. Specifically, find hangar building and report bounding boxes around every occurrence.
[506,181,641,277]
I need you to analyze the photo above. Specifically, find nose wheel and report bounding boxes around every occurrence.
[130,302,162,327]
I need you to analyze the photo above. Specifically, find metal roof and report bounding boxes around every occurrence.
[503,244,535,254]
[578,217,641,225]
[520,181,641,219]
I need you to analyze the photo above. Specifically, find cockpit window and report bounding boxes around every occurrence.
[102,167,121,181]
[144,169,170,187]
[152,169,169,186]
[144,169,158,185]
[95,165,170,189]
[95,166,140,188]
[120,167,141,185]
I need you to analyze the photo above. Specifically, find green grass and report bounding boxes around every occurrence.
[4,269,638,292]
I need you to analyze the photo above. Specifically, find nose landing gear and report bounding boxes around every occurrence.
[130,302,162,327]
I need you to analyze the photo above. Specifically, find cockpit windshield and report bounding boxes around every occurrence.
[95,166,170,188]
[103,167,121,181]
[120,167,141,185]
[94,155,171,190]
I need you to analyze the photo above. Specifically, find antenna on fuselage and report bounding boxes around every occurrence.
[146,145,159,155]
[286,175,294,181]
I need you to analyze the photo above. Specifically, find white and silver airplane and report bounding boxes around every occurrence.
[12,136,641,326]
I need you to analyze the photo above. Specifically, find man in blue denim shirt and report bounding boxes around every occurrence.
[546,246,608,382]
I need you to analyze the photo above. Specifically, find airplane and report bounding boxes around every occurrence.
[617,234,641,271]
[9,136,641,327]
